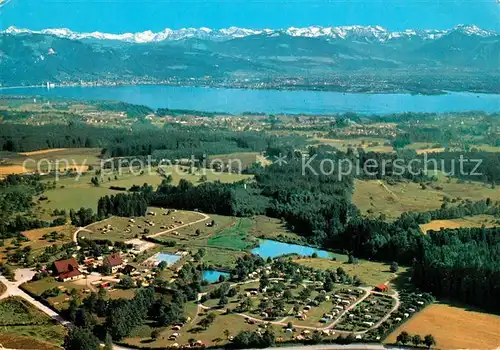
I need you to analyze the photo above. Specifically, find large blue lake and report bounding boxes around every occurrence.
[252,239,331,259]
[1,85,499,114]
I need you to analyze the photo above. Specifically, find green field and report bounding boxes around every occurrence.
[207,218,256,250]
[353,178,500,221]
[34,165,252,214]
[84,208,205,241]
[0,297,66,350]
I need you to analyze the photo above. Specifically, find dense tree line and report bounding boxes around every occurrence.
[0,118,305,158]
[412,227,500,312]
[97,193,148,218]
[421,151,500,186]
[0,174,64,240]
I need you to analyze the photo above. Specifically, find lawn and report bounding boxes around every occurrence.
[353,178,500,221]
[385,303,500,350]
[293,257,404,287]
[0,297,66,350]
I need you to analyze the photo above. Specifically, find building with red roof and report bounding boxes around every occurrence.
[103,253,125,273]
[53,257,83,282]
[374,284,389,292]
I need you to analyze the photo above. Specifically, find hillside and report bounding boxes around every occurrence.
[0,25,499,93]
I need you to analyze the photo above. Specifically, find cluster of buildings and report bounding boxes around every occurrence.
[53,253,126,282]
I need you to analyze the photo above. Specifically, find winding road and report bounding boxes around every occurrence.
[197,280,400,335]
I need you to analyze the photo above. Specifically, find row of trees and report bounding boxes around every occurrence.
[396,331,436,348]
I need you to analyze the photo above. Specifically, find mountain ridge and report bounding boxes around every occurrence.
[3,24,497,43]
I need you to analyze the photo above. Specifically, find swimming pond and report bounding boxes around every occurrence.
[251,239,331,259]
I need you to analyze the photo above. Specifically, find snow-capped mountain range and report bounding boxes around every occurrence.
[2,24,496,43]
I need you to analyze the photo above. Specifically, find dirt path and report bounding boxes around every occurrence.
[72,227,93,244]
[377,180,399,200]
[147,212,210,238]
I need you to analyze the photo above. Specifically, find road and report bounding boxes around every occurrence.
[0,270,70,326]
[72,226,93,244]
[197,280,400,335]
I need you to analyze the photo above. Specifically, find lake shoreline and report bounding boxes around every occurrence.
[1,84,498,115]
[4,82,500,96]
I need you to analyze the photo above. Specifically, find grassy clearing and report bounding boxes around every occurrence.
[0,225,74,264]
[35,185,116,213]
[249,215,300,242]
[420,215,499,233]
[353,178,500,221]
[84,208,205,242]
[0,297,66,349]
[385,303,500,350]
[209,152,263,169]
[21,224,73,241]
[293,257,404,287]
[207,218,255,250]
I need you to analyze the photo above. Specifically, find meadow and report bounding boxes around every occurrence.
[293,257,402,287]
[353,178,500,221]
[33,164,252,214]
[0,297,66,350]
[314,137,393,153]
[0,225,74,264]
[385,303,500,349]
[419,214,499,233]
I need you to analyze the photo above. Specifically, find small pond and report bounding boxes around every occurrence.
[203,270,231,283]
[251,239,331,259]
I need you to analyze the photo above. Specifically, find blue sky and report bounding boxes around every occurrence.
[1,0,499,32]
